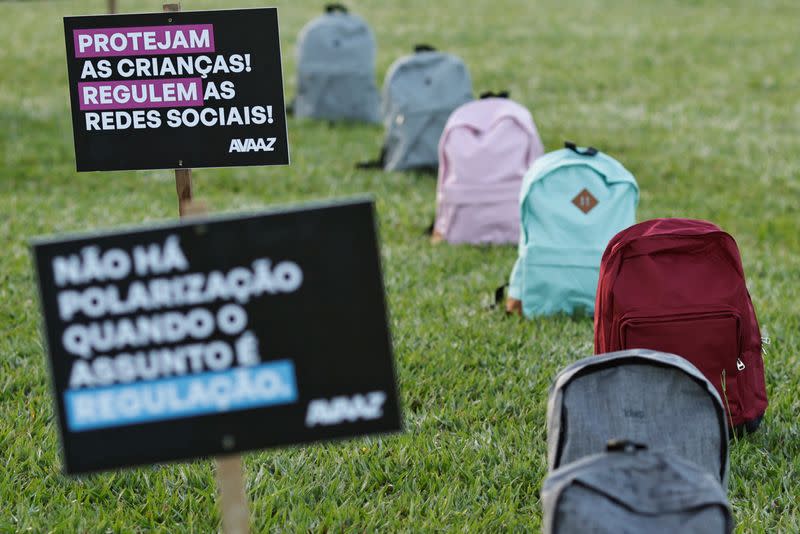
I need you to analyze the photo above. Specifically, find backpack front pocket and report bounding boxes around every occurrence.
[438,182,520,244]
[521,245,603,316]
[617,308,743,419]
[300,72,379,121]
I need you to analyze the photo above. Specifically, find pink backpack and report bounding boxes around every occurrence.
[433,94,544,244]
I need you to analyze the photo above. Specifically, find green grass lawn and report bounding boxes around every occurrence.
[2,0,799,531]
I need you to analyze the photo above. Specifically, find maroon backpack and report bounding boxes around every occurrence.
[594,218,767,432]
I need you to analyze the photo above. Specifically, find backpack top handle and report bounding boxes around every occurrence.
[565,140,598,156]
[606,439,648,453]
[414,44,437,53]
[325,3,348,13]
[479,90,510,99]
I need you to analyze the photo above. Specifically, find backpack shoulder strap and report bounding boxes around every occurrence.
[356,145,386,170]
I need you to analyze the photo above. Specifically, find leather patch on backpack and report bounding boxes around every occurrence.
[572,188,598,214]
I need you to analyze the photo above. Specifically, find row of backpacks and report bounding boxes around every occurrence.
[291,6,770,532]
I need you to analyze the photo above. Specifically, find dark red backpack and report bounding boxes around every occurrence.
[594,218,767,432]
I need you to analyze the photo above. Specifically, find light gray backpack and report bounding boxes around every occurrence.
[547,349,729,484]
[293,4,380,123]
[379,45,472,172]
[541,441,734,534]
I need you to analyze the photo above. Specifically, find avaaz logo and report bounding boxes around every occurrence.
[305,391,387,427]
[229,137,276,153]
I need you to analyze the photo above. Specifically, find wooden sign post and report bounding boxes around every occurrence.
[162,2,194,216]
[215,454,250,534]
[175,167,193,216]
[162,5,248,532]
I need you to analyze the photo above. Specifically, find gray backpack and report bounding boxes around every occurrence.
[547,349,729,484]
[293,4,380,123]
[379,45,472,171]
[541,441,734,534]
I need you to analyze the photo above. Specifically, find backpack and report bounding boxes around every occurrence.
[507,142,638,316]
[380,45,472,172]
[547,349,729,485]
[432,93,544,244]
[594,218,768,432]
[293,4,380,123]
[541,441,734,534]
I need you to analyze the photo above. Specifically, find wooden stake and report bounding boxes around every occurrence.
[163,3,194,216]
[215,455,250,534]
[180,198,208,217]
[175,168,193,216]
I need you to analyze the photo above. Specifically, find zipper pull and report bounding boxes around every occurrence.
[737,358,746,371]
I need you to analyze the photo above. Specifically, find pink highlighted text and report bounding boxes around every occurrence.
[73,25,215,58]
[78,78,204,110]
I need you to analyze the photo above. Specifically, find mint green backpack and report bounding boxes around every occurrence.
[508,142,638,317]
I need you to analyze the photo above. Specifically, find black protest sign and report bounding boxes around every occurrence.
[32,199,400,474]
[64,9,289,171]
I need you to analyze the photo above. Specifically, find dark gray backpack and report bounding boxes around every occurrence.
[380,45,472,171]
[547,349,729,484]
[294,4,380,123]
[541,441,734,534]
